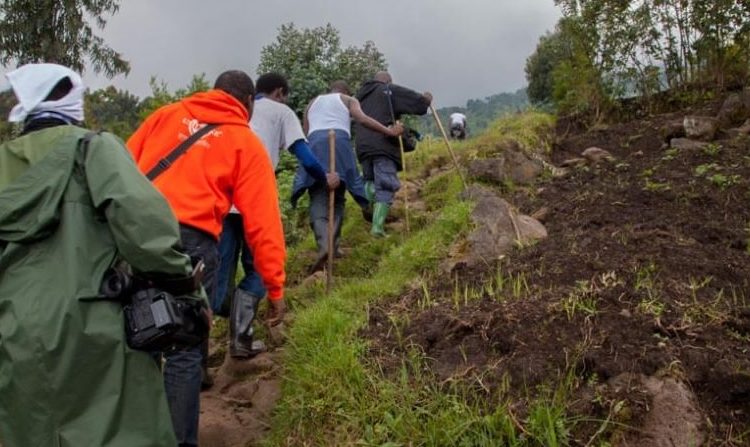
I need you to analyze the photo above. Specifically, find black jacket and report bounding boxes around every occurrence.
[353,80,430,169]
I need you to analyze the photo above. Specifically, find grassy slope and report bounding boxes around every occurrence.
[267,112,569,446]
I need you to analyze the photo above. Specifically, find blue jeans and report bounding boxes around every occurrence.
[165,225,219,447]
[215,214,266,313]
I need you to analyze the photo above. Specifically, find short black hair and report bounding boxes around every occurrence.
[214,70,255,105]
[329,80,350,95]
[256,72,289,95]
[45,77,73,101]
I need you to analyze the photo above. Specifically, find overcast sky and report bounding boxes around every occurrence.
[2,1,561,108]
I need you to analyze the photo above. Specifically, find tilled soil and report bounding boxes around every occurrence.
[363,102,750,445]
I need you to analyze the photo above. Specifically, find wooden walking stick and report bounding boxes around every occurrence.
[395,120,410,234]
[384,87,409,233]
[326,129,336,292]
[429,104,467,189]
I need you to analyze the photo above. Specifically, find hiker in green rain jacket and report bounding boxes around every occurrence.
[0,64,205,446]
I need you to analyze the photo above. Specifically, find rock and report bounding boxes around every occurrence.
[467,148,544,185]
[560,157,587,168]
[670,138,709,151]
[505,149,544,184]
[611,374,705,447]
[718,92,750,127]
[459,185,547,267]
[660,120,685,142]
[581,147,614,164]
[517,215,548,242]
[683,115,719,141]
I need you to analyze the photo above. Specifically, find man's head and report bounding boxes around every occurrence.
[374,71,392,84]
[329,80,351,96]
[6,63,85,123]
[214,70,255,114]
[256,72,290,104]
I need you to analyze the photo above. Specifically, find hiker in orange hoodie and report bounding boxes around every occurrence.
[127,70,286,447]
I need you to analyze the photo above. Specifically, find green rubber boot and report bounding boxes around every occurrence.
[364,181,375,202]
[370,202,390,238]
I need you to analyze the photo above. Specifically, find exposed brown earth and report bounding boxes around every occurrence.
[363,97,750,445]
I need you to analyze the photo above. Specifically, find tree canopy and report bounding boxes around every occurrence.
[257,23,387,114]
[526,0,750,120]
[0,0,129,77]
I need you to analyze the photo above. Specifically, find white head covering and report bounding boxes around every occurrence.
[6,63,85,123]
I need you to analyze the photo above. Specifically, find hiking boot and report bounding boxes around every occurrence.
[229,289,263,358]
[370,202,390,238]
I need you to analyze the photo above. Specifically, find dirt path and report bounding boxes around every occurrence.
[198,336,283,447]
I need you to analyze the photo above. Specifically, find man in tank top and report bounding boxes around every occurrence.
[292,80,403,272]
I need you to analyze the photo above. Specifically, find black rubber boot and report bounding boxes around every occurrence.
[229,289,263,358]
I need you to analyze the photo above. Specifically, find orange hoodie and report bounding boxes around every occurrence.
[127,89,286,300]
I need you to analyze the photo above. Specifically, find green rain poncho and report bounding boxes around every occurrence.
[0,125,203,446]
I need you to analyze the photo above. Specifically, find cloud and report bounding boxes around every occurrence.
[2,0,561,107]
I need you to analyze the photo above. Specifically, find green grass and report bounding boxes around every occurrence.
[265,111,583,446]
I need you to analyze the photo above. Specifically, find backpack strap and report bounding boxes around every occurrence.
[146,124,218,181]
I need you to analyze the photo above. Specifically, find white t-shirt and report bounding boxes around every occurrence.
[229,97,306,214]
[450,112,466,127]
[250,97,306,168]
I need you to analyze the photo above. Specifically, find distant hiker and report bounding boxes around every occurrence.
[354,71,432,237]
[292,80,404,272]
[0,63,205,446]
[215,72,339,358]
[449,112,467,139]
[127,70,287,447]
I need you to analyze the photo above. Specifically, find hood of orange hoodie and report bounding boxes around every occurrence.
[181,89,249,126]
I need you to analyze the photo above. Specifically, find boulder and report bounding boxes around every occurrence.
[660,120,685,142]
[683,116,719,141]
[467,148,543,185]
[611,374,705,447]
[505,148,544,184]
[459,185,547,267]
[718,92,750,127]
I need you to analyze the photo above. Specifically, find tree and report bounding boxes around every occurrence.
[0,0,129,78]
[139,74,210,120]
[85,86,141,139]
[257,23,387,114]
[525,30,569,106]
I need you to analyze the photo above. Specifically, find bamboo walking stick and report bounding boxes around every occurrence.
[429,104,467,189]
[384,87,409,233]
[327,129,336,292]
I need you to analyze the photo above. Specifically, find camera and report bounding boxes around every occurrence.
[101,266,208,352]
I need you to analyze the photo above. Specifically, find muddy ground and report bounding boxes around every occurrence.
[363,100,750,445]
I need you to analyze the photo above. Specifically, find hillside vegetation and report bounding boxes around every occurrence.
[261,88,750,446]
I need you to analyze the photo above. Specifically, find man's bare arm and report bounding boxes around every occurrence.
[342,94,403,137]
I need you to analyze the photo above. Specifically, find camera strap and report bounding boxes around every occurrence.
[146,123,218,181]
